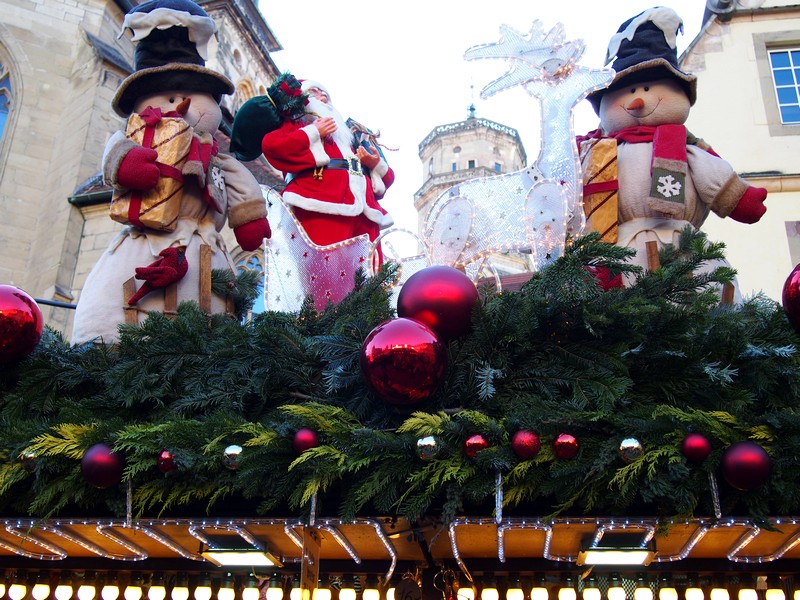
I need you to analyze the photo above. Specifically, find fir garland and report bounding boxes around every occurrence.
[1,230,799,525]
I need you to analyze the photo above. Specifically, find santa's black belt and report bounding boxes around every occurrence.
[295,158,364,181]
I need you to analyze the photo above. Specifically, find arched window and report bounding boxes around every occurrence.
[234,250,265,318]
[0,60,12,144]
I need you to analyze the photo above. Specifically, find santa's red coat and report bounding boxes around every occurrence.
[261,121,394,237]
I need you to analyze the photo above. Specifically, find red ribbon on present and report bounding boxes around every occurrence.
[127,106,186,228]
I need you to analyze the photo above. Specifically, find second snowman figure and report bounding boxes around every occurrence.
[577,6,767,289]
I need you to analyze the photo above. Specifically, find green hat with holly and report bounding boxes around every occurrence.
[229,73,309,162]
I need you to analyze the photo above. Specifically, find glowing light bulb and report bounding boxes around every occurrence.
[583,588,601,600]
[558,589,576,600]
[78,585,96,600]
[312,589,330,600]
[506,587,524,600]
[9,584,28,600]
[710,590,730,600]
[607,586,625,600]
[634,588,653,600]
[102,585,120,600]
[171,587,189,600]
[217,585,234,600]
[266,581,284,600]
[56,585,73,600]
[33,583,52,600]
[124,586,142,600]
[194,585,211,600]
[530,588,548,600]
[659,589,677,600]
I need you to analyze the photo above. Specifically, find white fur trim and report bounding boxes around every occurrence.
[120,8,217,60]
[302,123,329,166]
[300,79,330,101]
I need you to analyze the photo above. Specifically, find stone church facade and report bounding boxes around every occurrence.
[0,0,283,337]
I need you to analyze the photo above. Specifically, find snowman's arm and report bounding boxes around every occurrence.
[216,152,268,229]
[687,146,756,219]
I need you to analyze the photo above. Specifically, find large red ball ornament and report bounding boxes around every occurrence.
[397,266,478,342]
[360,318,446,405]
[0,284,43,364]
[81,443,125,489]
[782,263,800,332]
[553,433,579,460]
[511,430,541,459]
[464,434,490,459]
[721,441,772,491]
[681,433,712,463]
[293,428,320,453]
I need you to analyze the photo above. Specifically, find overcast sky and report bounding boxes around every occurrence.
[256,1,708,236]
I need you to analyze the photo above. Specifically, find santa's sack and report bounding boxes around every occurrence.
[109,112,192,232]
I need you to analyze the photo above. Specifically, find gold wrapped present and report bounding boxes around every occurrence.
[109,113,192,232]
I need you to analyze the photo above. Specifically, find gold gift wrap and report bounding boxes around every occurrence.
[109,114,192,232]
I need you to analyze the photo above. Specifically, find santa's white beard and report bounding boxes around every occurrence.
[304,96,354,153]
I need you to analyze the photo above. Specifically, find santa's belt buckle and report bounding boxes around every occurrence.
[347,157,363,176]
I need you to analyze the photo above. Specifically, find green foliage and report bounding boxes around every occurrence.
[2,231,800,524]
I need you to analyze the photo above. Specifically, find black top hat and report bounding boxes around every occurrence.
[587,6,697,114]
[112,0,233,117]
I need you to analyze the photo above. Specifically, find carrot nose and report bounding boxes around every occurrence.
[626,97,645,111]
[175,97,191,115]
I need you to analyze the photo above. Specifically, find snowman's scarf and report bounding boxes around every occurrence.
[578,124,716,216]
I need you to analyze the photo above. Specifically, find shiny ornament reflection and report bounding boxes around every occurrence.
[360,318,446,405]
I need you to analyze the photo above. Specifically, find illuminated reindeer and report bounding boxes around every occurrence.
[421,21,614,278]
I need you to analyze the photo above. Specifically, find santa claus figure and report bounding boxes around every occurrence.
[71,0,270,345]
[261,80,394,246]
[577,7,767,294]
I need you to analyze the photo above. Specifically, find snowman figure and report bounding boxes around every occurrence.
[577,7,767,293]
[71,0,271,345]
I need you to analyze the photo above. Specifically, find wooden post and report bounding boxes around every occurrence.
[645,240,660,272]
[122,277,138,324]
[721,282,735,306]
[164,282,178,317]
[199,244,212,313]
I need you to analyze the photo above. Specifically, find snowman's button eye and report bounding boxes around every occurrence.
[644,86,650,92]
[169,97,176,103]
[630,88,636,94]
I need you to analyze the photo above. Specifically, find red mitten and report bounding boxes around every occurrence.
[117,146,159,190]
[729,186,768,224]
[128,247,189,305]
[585,265,624,291]
[234,218,271,251]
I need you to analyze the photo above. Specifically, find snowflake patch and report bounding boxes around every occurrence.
[657,174,682,198]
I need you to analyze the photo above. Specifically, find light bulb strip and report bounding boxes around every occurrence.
[95,524,149,561]
[283,524,305,549]
[134,524,204,561]
[728,525,763,563]
[760,528,800,561]
[653,523,709,562]
[590,522,657,548]
[358,518,398,582]
[317,524,361,564]
[496,519,553,562]
[2,524,67,560]
[39,523,115,558]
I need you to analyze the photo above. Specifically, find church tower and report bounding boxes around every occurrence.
[414,104,527,233]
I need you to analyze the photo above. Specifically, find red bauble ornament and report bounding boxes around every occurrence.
[783,263,800,332]
[464,434,490,459]
[0,284,43,364]
[360,318,446,405]
[157,450,177,473]
[511,430,541,459]
[721,441,772,491]
[553,433,579,459]
[396,265,478,341]
[681,433,712,463]
[293,428,320,453]
[81,443,125,489]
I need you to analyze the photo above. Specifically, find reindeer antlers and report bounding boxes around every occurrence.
[464,20,587,98]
